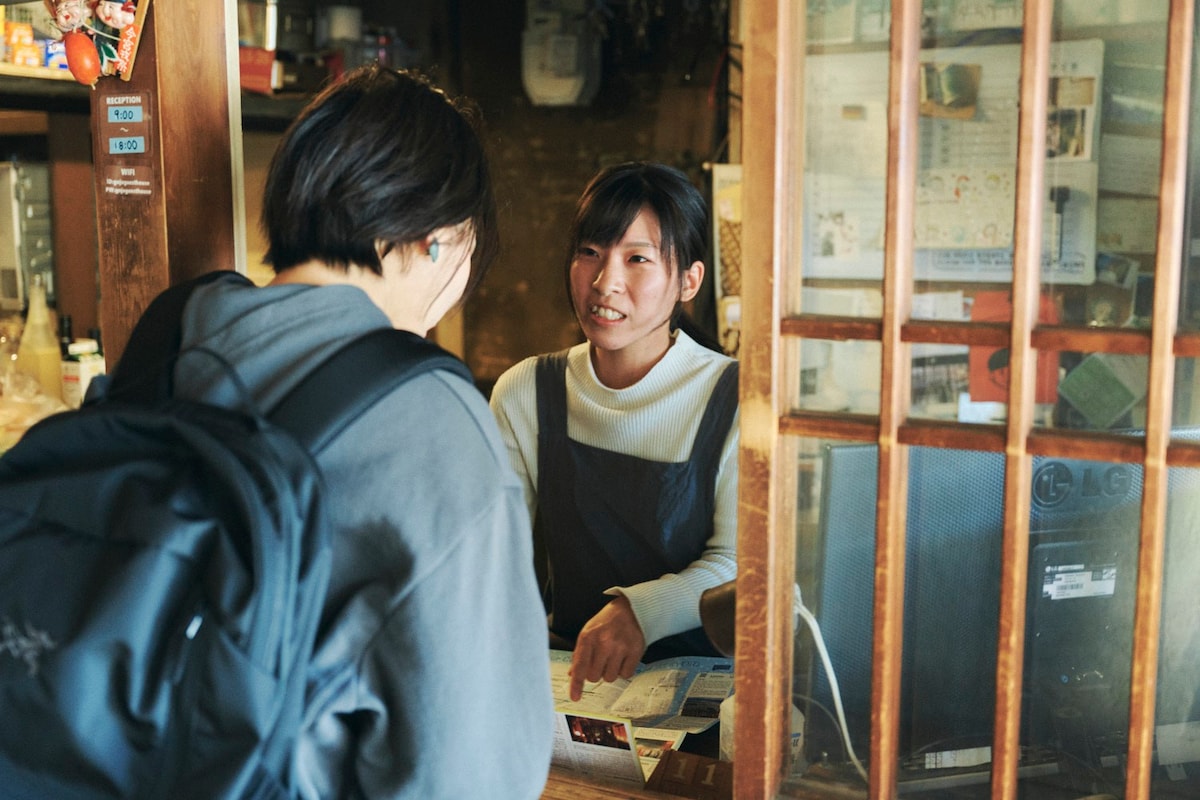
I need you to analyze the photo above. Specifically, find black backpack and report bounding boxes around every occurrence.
[0,271,472,799]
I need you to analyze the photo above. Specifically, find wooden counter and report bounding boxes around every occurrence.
[540,767,681,800]
[541,745,732,799]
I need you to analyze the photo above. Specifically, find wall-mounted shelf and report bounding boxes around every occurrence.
[0,68,312,129]
[0,63,75,82]
[0,71,89,114]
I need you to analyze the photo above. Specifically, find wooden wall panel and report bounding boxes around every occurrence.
[91,0,236,365]
[47,111,98,337]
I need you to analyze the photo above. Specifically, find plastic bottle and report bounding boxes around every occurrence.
[14,274,62,400]
[60,338,105,408]
[719,694,806,772]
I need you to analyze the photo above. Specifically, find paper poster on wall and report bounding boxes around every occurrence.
[805,52,891,180]
[915,166,1014,249]
[807,0,858,45]
[968,291,1060,404]
[1047,75,1098,161]
[1059,0,1169,27]
[856,0,890,42]
[710,163,743,356]
[949,0,1023,32]
[802,39,1105,285]
[914,160,1099,284]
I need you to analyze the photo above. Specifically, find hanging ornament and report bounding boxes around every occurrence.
[45,0,91,33]
[46,0,151,87]
[94,1,136,30]
[63,29,100,87]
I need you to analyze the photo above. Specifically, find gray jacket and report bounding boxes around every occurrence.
[174,277,553,799]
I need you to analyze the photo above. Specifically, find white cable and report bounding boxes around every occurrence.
[797,602,870,784]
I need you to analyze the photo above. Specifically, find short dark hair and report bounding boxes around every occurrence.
[261,65,499,299]
[565,162,715,346]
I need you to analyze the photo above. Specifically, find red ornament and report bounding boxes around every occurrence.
[63,30,101,88]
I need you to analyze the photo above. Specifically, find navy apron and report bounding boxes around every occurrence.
[534,351,739,662]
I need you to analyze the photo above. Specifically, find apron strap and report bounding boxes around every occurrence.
[534,350,570,490]
[690,362,739,491]
[532,350,571,613]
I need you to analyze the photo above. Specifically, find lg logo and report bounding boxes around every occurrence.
[1032,461,1132,508]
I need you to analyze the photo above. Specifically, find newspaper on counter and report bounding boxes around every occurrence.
[547,649,734,787]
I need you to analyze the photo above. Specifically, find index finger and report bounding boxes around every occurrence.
[568,644,595,702]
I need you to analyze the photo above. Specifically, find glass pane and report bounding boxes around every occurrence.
[892,458,1168,797]
[1173,359,1200,427]
[909,342,970,421]
[900,446,1008,782]
[795,338,882,414]
[1179,0,1200,472]
[1018,453,1142,798]
[910,337,1057,425]
[791,443,1011,793]
[798,6,890,314]
[907,7,1167,317]
[1185,0,1200,332]
[1045,6,1167,328]
[789,442,1159,797]
[911,7,1022,298]
[791,436,877,788]
[1156,464,1200,792]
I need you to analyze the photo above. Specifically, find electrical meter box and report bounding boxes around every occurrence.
[0,162,53,312]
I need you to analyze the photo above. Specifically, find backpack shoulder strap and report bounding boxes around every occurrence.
[269,327,474,455]
[105,270,252,405]
[106,270,471,454]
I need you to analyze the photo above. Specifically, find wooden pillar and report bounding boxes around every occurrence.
[90,0,239,365]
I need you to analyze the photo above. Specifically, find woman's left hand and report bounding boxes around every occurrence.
[567,594,646,701]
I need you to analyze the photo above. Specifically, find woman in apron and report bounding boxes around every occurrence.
[491,162,738,702]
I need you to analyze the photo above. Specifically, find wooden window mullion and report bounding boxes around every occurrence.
[1126,1,1195,796]
[734,0,802,796]
[869,0,922,795]
[993,1,1055,798]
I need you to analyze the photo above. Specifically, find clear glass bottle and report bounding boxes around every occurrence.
[15,274,62,400]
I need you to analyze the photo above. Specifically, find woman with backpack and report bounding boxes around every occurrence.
[163,66,555,798]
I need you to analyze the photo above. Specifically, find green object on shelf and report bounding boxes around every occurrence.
[1059,352,1148,429]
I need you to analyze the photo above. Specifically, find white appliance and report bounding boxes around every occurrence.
[521,0,601,107]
